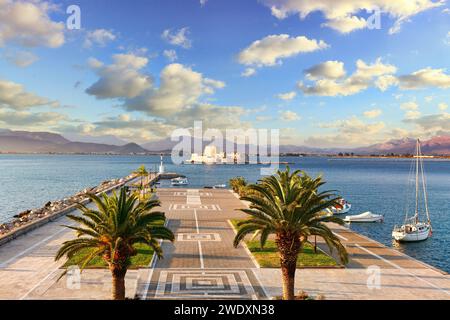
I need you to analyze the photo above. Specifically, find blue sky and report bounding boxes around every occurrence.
[0,0,449,147]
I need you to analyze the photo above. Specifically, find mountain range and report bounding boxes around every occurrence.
[0,129,149,154]
[1,129,450,155]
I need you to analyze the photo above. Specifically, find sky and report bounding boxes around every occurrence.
[0,0,449,148]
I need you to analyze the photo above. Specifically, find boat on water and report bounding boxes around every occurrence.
[213,184,227,189]
[171,177,189,186]
[330,198,352,215]
[392,139,432,242]
[344,211,384,223]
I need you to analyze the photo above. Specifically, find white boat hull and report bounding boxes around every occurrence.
[344,211,384,223]
[392,223,431,242]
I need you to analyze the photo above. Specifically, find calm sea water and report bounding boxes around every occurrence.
[0,154,449,272]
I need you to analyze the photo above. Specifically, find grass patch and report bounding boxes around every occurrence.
[63,243,154,269]
[230,219,338,268]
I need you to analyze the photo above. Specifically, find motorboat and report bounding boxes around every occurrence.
[213,184,226,189]
[330,198,352,215]
[171,177,189,186]
[344,211,384,223]
[392,139,432,242]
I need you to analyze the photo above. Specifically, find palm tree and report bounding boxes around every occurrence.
[233,167,348,300]
[55,187,174,300]
[229,176,247,195]
[133,165,149,197]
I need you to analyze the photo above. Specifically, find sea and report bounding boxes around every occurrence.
[0,154,449,272]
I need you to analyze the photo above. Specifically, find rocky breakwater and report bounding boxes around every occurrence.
[0,173,137,244]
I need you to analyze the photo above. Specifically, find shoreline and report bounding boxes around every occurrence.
[2,152,450,160]
[0,173,138,246]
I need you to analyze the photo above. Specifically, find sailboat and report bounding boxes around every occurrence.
[392,139,432,242]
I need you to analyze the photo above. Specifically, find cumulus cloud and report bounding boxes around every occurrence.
[85,55,248,133]
[0,109,67,127]
[162,27,192,49]
[238,34,328,67]
[397,67,450,89]
[364,109,382,118]
[375,75,399,91]
[405,110,421,119]
[241,68,257,77]
[0,79,57,109]
[280,110,301,121]
[84,29,116,48]
[306,116,386,147]
[298,58,397,96]
[66,114,177,143]
[400,101,419,110]
[86,53,152,99]
[163,49,178,62]
[260,0,443,34]
[404,112,450,135]
[322,15,367,33]
[124,63,225,116]
[304,60,346,80]
[277,91,297,101]
[0,0,64,48]
[438,102,448,111]
[2,50,38,67]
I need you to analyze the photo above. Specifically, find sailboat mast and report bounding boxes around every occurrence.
[418,141,431,226]
[414,139,419,223]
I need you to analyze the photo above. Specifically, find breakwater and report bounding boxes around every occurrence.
[0,173,138,246]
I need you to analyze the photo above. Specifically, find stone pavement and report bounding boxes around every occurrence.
[138,189,267,300]
[0,187,449,300]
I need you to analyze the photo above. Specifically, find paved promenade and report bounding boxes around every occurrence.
[0,188,449,300]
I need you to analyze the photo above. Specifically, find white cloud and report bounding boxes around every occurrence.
[84,29,116,48]
[124,63,226,117]
[86,53,152,99]
[238,34,328,67]
[85,56,248,132]
[277,91,297,101]
[163,49,178,62]
[401,101,419,110]
[298,58,398,96]
[398,67,450,89]
[375,75,399,91]
[438,102,448,111]
[0,109,67,127]
[280,110,301,121]
[364,109,382,118]
[405,110,421,119]
[405,112,450,135]
[444,31,450,45]
[304,60,346,80]
[306,116,386,147]
[241,68,257,77]
[3,50,38,67]
[0,79,56,109]
[0,0,64,48]
[162,27,192,49]
[260,0,444,34]
[322,15,367,33]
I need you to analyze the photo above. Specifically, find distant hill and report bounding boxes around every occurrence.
[0,130,149,154]
[2,129,450,156]
[353,136,450,155]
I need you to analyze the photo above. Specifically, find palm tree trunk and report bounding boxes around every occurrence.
[110,267,127,300]
[276,232,301,300]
